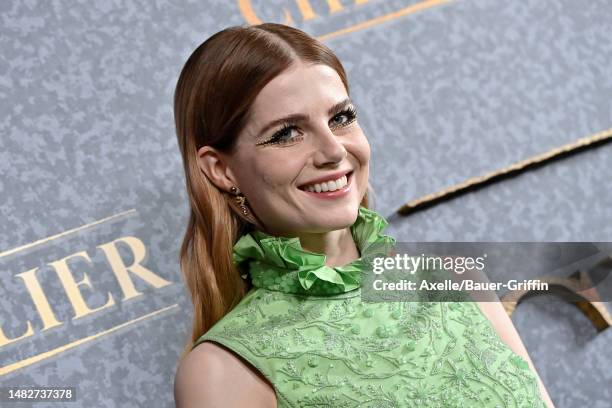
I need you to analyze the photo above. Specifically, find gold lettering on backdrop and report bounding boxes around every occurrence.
[327,0,343,13]
[238,0,294,24]
[0,233,173,351]
[295,0,317,20]
[0,320,33,348]
[327,0,368,14]
[0,304,178,376]
[49,251,116,320]
[16,267,63,331]
[0,269,40,346]
[238,0,261,24]
[238,0,370,25]
[98,236,172,301]
[0,267,63,348]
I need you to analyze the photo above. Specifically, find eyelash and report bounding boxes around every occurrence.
[256,106,358,147]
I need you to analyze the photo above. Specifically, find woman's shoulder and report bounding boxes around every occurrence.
[174,341,277,408]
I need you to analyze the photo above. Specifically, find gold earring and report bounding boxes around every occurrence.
[230,186,249,216]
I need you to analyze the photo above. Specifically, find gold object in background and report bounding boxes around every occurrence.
[396,127,612,215]
[501,257,612,331]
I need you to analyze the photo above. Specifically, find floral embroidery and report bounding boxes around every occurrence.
[195,207,546,408]
[198,291,545,407]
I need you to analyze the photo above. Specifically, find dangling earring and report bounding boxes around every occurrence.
[230,186,249,216]
[226,185,264,231]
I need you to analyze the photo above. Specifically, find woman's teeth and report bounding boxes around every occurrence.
[303,174,348,193]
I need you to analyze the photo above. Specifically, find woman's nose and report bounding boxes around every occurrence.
[312,125,347,166]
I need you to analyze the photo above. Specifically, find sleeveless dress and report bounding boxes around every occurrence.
[194,206,546,408]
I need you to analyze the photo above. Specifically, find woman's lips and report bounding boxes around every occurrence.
[298,169,352,189]
[298,171,353,190]
[298,171,353,199]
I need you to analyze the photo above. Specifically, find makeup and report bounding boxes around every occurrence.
[255,106,358,147]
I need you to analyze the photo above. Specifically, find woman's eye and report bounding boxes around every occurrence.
[258,125,303,146]
[258,107,357,147]
[330,108,357,128]
[330,115,348,126]
[273,126,302,144]
[277,127,299,141]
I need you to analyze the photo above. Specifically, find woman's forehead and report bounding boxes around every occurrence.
[246,65,347,129]
[252,64,345,111]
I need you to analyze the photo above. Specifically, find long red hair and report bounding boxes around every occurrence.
[173,23,370,359]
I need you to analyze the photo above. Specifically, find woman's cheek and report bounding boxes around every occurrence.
[353,130,371,166]
[260,171,292,193]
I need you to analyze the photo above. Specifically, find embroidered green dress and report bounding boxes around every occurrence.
[194,207,546,408]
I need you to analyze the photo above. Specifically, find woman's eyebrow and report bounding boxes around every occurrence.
[255,97,353,137]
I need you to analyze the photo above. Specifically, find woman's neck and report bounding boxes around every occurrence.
[296,227,360,267]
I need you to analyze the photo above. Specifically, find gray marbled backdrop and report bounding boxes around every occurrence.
[1,0,610,407]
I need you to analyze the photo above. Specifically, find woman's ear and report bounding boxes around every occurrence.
[196,145,236,192]
[197,145,266,231]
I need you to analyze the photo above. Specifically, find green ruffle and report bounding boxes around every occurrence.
[232,206,397,295]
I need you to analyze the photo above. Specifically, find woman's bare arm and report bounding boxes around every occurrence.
[174,341,277,408]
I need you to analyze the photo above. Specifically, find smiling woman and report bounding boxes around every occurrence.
[172,23,552,408]
[197,60,371,241]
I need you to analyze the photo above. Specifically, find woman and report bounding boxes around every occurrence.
[173,23,554,408]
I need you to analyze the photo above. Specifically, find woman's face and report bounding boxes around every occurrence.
[225,62,370,237]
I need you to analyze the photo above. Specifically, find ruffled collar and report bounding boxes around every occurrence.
[232,206,396,296]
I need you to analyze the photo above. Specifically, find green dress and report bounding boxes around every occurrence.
[194,206,546,408]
